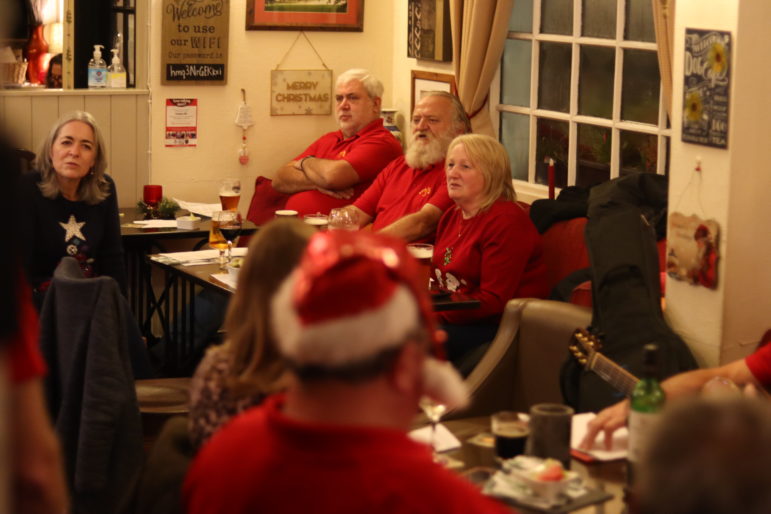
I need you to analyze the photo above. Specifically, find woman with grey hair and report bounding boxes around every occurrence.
[19,110,126,308]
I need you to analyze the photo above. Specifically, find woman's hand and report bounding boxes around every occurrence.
[579,399,630,450]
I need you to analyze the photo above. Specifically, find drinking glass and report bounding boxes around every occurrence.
[219,178,241,211]
[419,396,447,455]
[491,411,530,460]
[328,208,359,231]
[407,243,434,290]
[525,403,574,468]
[303,213,329,230]
[210,210,238,269]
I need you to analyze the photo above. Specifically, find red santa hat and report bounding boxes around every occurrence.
[271,230,441,368]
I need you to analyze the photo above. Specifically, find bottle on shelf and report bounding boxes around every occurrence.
[87,44,107,89]
[627,343,666,485]
[107,48,126,89]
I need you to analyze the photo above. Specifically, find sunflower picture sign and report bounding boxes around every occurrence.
[682,29,731,148]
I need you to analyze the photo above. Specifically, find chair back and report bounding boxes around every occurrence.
[39,257,144,514]
[446,298,591,420]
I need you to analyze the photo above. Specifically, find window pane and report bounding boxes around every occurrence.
[579,45,614,118]
[582,0,616,39]
[577,124,611,187]
[509,0,533,33]
[501,112,530,181]
[538,42,571,112]
[625,0,655,42]
[622,49,659,124]
[535,118,568,188]
[541,0,572,35]
[502,40,532,107]
[620,130,657,175]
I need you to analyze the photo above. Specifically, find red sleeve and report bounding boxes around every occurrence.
[341,133,402,182]
[426,182,453,212]
[353,161,393,216]
[746,341,771,387]
[7,282,46,383]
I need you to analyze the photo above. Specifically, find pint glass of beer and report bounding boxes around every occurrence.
[407,243,434,290]
[219,178,241,211]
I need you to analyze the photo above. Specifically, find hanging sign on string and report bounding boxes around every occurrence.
[270,32,332,116]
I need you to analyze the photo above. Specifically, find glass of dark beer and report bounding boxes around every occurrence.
[492,411,530,461]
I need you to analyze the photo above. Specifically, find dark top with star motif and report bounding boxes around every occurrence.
[19,171,126,300]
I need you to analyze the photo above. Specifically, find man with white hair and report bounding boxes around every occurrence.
[183,231,509,514]
[340,91,471,242]
[269,68,402,216]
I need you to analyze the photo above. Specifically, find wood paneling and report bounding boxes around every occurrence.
[0,91,149,207]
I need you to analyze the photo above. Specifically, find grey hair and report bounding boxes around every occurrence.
[335,68,384,100]
[420,91,472,134]
[35,110,109,205]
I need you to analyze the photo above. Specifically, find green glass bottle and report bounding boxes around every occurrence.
[627,343,666,484]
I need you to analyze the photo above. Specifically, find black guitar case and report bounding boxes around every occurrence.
[560,173,698,412]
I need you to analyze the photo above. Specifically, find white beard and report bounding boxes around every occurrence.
[422,357,469,411]
[405,131,454,169]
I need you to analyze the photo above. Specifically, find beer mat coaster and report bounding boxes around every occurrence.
[408,423,461,452]
[468,432,495,448]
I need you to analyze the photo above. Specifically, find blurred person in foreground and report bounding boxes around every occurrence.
[19,110,126,309]
[188,218,316,450]
[269,68,402,216]
[183,230,510,514]
[636,395,771,514]
[1,130,69,514]
[336,91,471,242]
[581,331,771,450]
[432,134,548,370]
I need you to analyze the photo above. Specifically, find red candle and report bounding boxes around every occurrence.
[547,158,555,200]
[143,184,163,206]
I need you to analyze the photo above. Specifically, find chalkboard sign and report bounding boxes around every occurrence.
[161,0,230,85]
[681,28,731,148]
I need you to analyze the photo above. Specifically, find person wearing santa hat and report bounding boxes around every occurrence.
[183,230,510,514]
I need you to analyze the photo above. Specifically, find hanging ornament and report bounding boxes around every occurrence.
[235,88,254,165]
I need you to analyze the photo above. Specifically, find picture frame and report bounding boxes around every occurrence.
[407,0,452,62]
[411,70,457,114]
[246,0,365,31]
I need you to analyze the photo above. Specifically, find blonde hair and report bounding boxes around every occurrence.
[35,111,109,205]
[447,134,516,212]
[221,218,316,397]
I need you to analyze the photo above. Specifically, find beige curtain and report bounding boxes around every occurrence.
[450,0,514,136]
[652,0,676,118]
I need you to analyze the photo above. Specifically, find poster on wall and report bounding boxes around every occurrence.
[166,99,198,147]
[407,0,452,62]
[681,28,731,148]
[666,212,720,289]
[161,0,230,85]
[270,70,332,116]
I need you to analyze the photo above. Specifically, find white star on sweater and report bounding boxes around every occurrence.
[60,215,86,242]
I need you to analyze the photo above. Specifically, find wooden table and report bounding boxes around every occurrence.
[437,417,624,513]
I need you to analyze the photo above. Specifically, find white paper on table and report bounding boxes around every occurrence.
[153,248,248,264]
[134,219,179,228]
[211,272,238,289]
[570,412,628,461]
[174,199,222,218]
[408,423,461,453]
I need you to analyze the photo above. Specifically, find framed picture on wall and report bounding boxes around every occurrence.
[411,70,457,114]
[246,0,365,31]
[407,0,452,62]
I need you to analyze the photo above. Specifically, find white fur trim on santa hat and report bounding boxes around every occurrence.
[422,357,469,411]
[272,274,421,367]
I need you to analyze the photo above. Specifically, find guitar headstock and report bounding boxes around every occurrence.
[569,328,603,368]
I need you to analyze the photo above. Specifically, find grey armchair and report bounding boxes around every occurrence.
[446,298,591,420]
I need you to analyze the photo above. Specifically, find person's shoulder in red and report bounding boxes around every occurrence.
[746,336,771,387]
[7,276,47,383]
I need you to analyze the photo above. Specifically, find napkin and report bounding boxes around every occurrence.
[408,423,461,453]
[174,199,222,218]
[153,248,248,265]
[570,412,628,461]
[134,219,179,228]
[211,272,238,289]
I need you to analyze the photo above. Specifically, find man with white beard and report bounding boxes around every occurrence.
[341,91,471,243]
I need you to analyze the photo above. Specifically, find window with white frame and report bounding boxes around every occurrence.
[497,0,669,194]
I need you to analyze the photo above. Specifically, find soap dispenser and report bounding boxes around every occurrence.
[107,48,126,89]
[88,44,107,89]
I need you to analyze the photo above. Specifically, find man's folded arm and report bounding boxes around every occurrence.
[273,157,360,194]
[379,204,443,242]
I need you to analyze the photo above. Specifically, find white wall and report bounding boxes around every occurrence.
[665,0,771,366]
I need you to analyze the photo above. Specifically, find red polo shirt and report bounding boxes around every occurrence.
[284,119,402,216]
[354,157,452,243]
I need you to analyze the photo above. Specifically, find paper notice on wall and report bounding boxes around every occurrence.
[166,98,198,147]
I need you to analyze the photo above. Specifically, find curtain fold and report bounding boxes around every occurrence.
[450,0,514,136]
[652,0,676,119]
